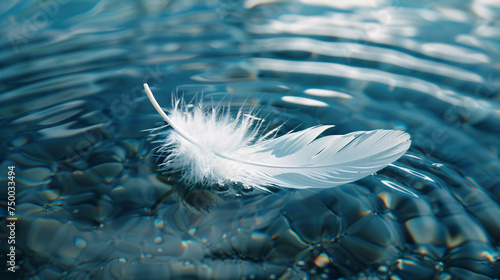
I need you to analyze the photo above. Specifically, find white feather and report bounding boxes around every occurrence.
[144,84,411,192]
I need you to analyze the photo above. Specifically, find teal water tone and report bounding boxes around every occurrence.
[1,0,500,279]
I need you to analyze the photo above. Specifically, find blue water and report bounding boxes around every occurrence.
[1,0,500,279]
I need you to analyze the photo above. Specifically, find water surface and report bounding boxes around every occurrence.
[1,0,500,279]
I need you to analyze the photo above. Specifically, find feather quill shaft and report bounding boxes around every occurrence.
[144,84,202,149]
[144,83,412,192]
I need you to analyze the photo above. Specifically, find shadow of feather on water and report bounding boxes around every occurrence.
[150,175,221,215]
[150,172,285,215]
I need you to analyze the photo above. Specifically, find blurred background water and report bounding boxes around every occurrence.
[1,0,500,279]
